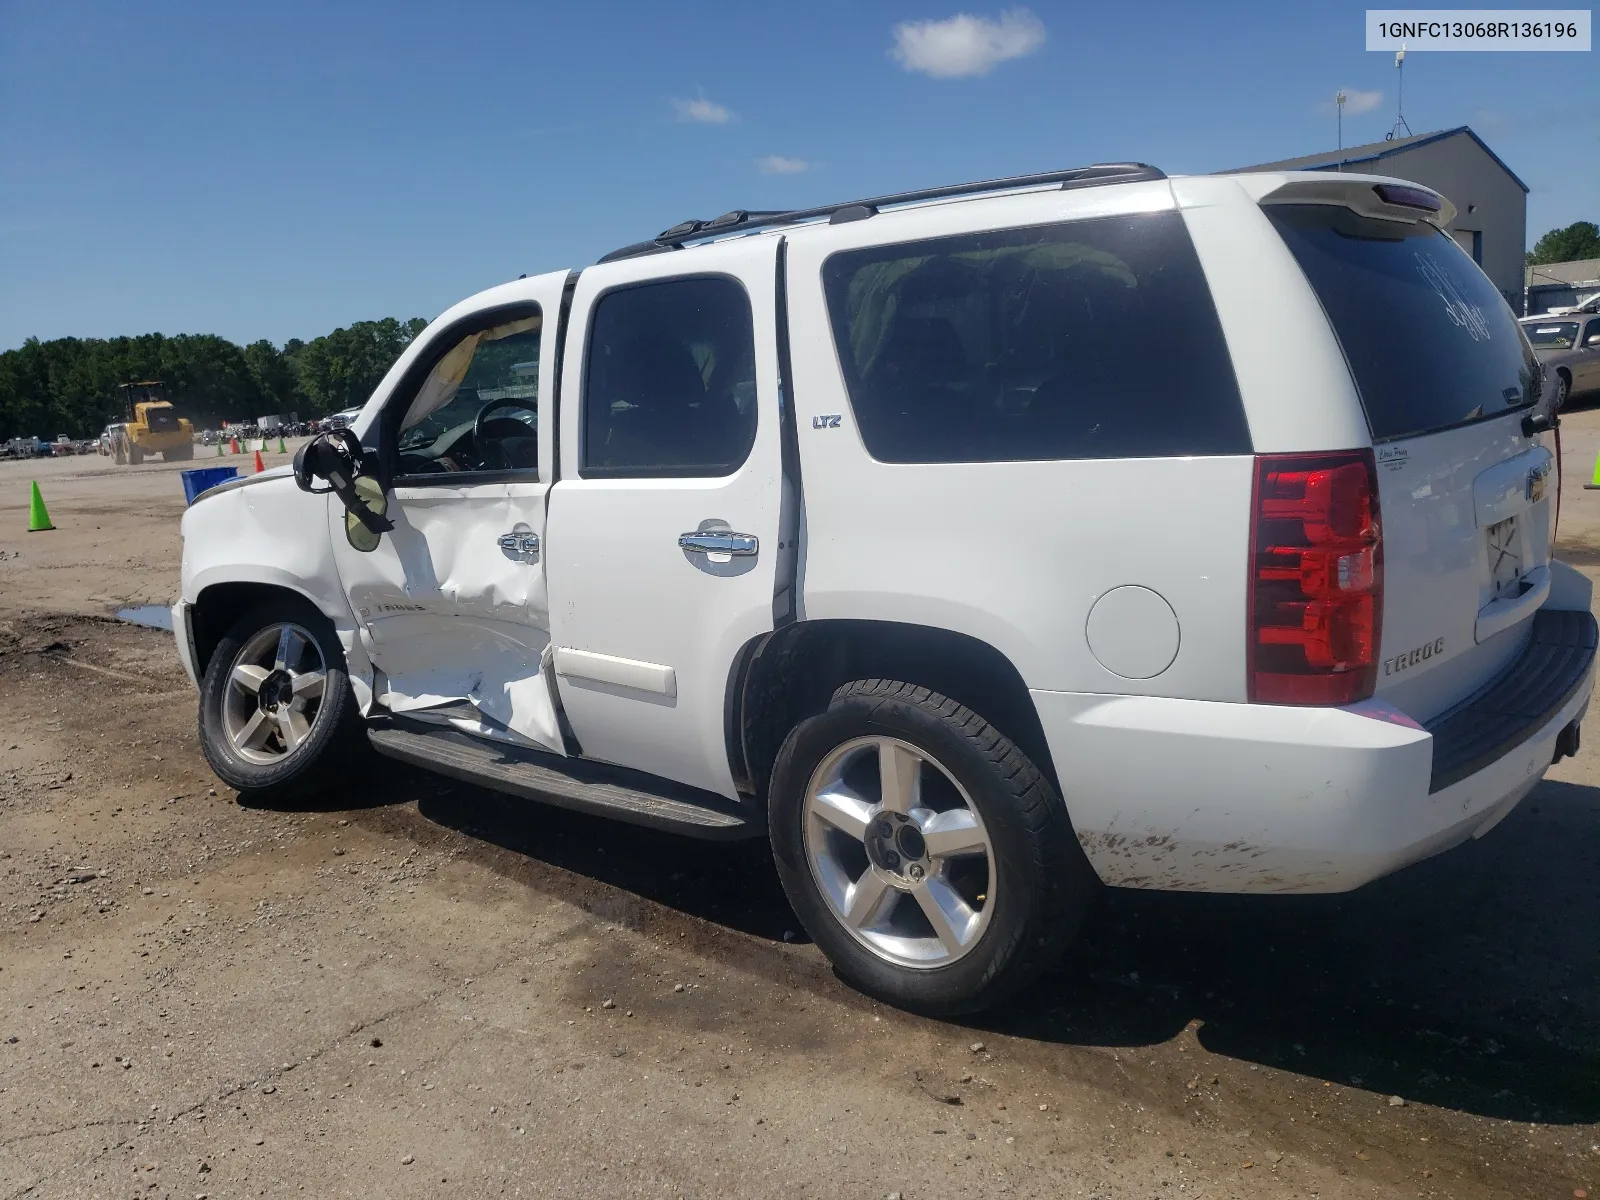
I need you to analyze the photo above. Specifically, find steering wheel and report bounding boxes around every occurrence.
[472,397,539,470]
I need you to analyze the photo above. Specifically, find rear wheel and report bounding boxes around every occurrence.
[198,596,362,795]
[1556,372,1571,411]
[128,443,144,465]
[769,679,1097,1014]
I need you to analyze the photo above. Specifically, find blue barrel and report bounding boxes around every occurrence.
[181,465,240,504]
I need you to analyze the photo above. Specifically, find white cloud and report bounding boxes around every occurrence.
[672,92,733,125]
[756,155,809,175]
[1327,88,1383,116]
[891,8,1046,78]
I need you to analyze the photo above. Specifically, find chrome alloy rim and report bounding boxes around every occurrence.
[221,623,327,765]
[803,736,996,968]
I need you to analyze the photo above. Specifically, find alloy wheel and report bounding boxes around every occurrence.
[221,623,328,765]
[803,735,995,968]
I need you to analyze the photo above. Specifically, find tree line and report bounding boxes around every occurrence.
[1528,221,1600,266]
[0,317,428,441]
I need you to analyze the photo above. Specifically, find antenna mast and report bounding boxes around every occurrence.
[1336,90,1347,163]
[1388,47,1413,140]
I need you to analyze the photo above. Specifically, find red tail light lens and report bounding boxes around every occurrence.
[1248,451,1383,705]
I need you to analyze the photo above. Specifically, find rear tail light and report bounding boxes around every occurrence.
[1248,451,1383,705]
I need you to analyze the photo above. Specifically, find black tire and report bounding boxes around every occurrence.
[768,679,1098,1015]
[198,595,364,796]
[1556,373,1571,411]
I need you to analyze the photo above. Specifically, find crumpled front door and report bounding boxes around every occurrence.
[332,479,562,752]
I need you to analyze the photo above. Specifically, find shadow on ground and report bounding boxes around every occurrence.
[365,756,1600,1126]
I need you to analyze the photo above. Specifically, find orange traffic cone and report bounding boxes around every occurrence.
[253,449,266,473]
[230,436,240,455]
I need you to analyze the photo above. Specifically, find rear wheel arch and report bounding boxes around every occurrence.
[730,619,1060,802]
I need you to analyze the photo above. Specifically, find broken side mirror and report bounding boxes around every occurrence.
[293,428,394,551]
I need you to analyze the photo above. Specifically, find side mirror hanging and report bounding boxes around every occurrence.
[293,429,394,537]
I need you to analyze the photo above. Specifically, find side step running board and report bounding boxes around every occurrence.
[368,721,763,841]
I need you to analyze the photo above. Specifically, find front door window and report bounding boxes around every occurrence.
[397,314,542,477]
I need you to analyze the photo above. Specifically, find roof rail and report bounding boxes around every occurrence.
[596,162,1165,263]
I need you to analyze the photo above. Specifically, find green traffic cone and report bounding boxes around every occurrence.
[216,440,223,457]
[1587,447,1600,490]
[27,481,54,532]
[277,435,287,454]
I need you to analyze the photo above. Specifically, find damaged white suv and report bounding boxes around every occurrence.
[174,164,1593,1013]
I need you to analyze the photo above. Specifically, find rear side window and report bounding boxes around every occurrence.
[1266,205,1539,442]
[583,275,757,478]
[821,212,1249,464]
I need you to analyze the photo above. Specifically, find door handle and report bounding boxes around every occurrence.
[678,531,758,556]
[498,531,540,554]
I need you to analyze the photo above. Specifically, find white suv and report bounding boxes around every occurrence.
[173,163,1593,1013]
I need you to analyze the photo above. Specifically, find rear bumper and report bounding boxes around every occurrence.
[1034,611,1595,894]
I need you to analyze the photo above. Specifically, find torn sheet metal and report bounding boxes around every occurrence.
[337,479,563,753]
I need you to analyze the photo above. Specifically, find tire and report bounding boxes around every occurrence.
[1556,373,1571,411]
[768,679,1098,1015]
[197,595,363,796]
[112,445,126,465]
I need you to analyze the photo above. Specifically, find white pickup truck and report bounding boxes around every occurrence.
[173,163,1593,1013]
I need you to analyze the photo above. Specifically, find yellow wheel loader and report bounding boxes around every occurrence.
[110,382,194,464]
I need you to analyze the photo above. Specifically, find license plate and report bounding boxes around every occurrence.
[1486,516,1524,598]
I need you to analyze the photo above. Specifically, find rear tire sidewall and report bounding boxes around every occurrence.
[198,596,359,795]
[769,688,1075,1014]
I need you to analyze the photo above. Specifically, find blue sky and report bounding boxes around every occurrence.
[2,0,1595,350]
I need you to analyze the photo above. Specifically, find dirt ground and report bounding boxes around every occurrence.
[3,426,1600,1200]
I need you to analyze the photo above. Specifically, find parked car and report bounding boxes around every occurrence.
[1520,313,1600,407]
[171,164,1591,1014]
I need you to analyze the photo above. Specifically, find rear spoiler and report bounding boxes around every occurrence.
[1233,171,1456,230]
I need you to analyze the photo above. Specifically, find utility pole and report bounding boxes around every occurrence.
[1336,90,1347,164]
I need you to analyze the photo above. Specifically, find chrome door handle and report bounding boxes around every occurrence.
[678,531,758,556]
[497,531,540,554]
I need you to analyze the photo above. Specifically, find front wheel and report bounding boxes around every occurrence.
[769,679,1098,1015]
[198,596,362,795]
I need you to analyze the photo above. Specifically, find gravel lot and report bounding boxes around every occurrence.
[2,429,1599,1198]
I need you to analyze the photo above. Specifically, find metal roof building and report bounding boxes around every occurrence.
[1526,258,1600,315]
[1227,126,1529,313]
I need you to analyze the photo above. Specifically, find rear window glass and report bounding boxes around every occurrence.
[1267,205,1538,442]
[821,212,1249,463]
[1523,320,1580,348]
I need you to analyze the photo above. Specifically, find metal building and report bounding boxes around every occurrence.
[1226,126,1528,314]
[1526,258,1600,316]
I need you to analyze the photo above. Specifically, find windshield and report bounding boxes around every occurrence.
[1267,205,1538,441]
[1523,321,1581,349]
